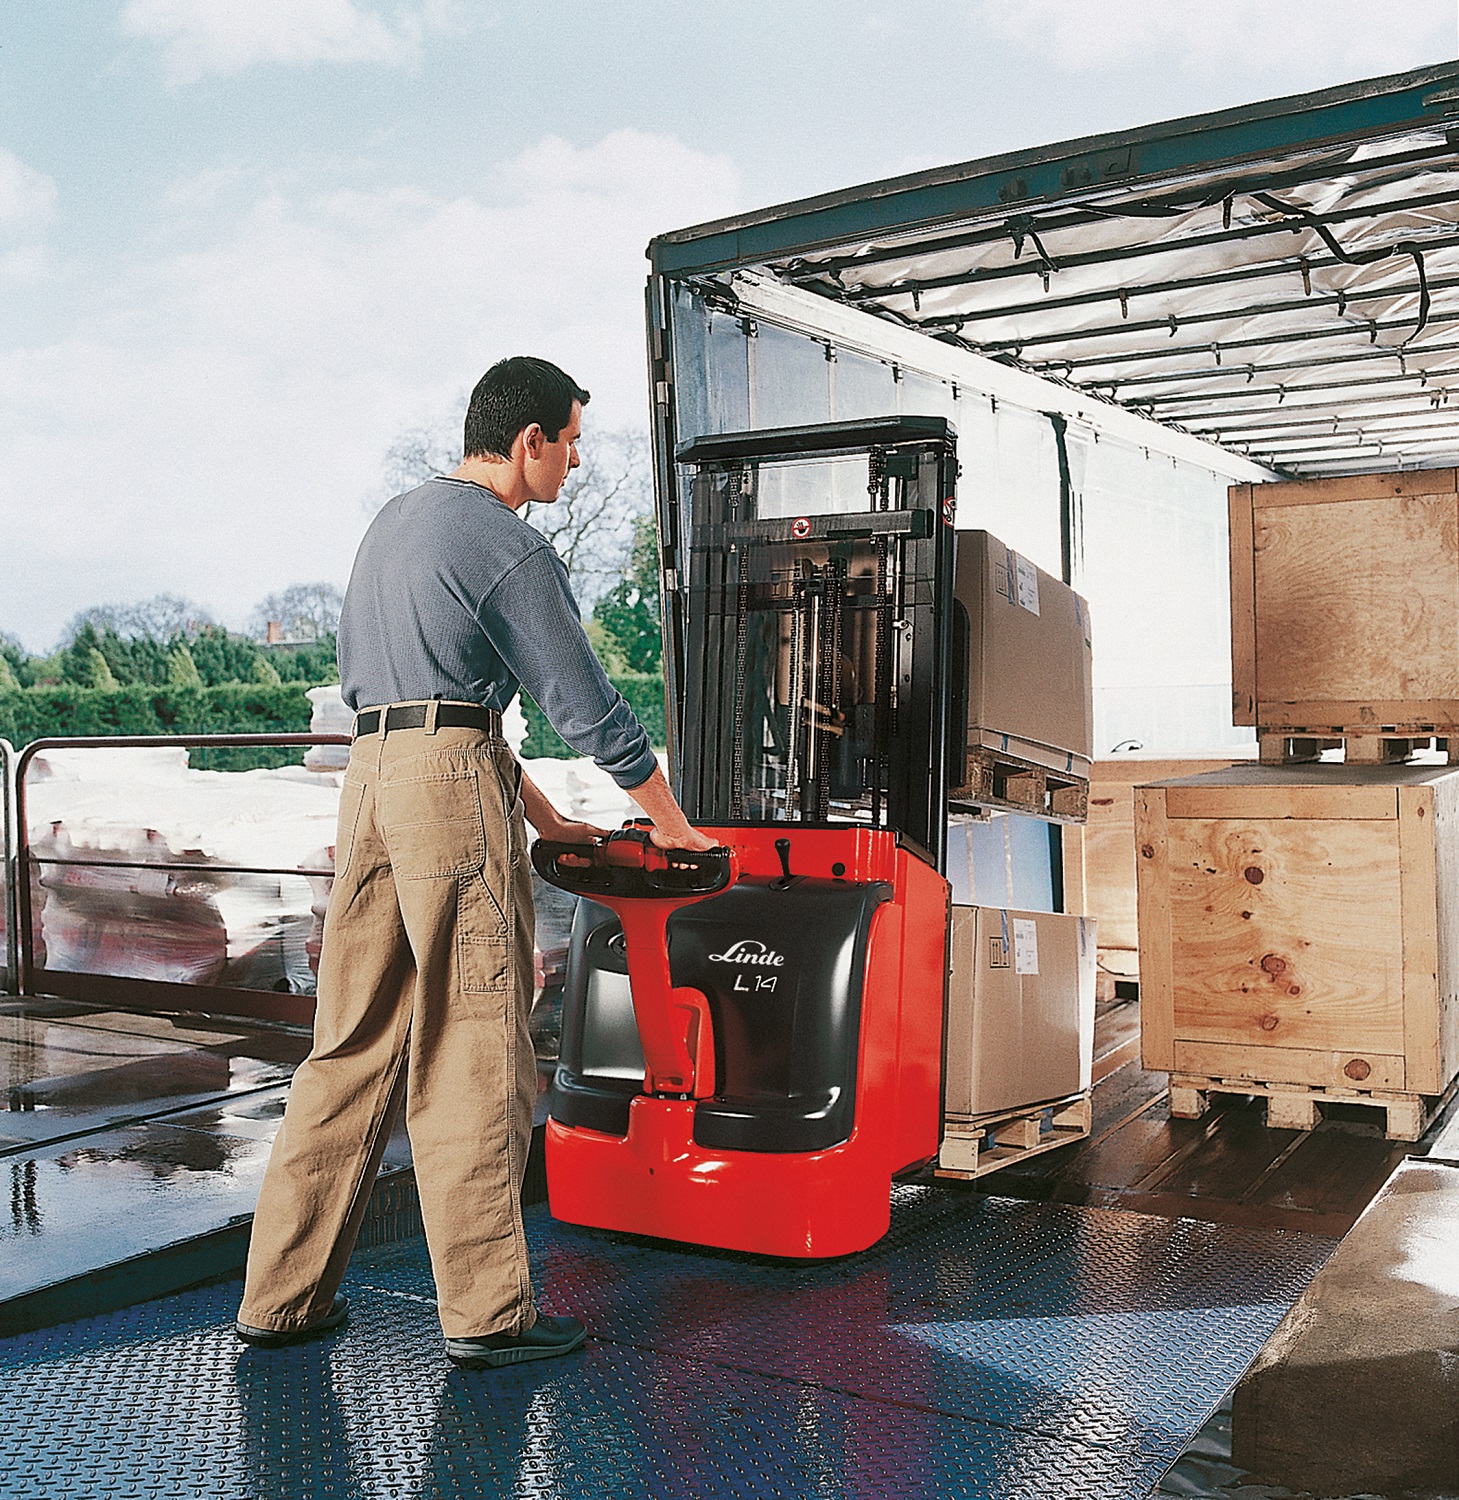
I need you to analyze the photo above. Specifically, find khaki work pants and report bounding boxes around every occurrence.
[238,708,537,1339]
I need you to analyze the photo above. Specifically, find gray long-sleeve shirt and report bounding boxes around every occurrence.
[338,476,658,789]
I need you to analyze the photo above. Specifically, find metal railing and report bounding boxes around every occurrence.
[2,738,16,995]
[13,733,349,1024]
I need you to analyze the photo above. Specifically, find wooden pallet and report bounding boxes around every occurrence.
[1257,730,1458,766]
[935,1091,1092,1180]
[1168,1070,1459,1142]
[949,745,1089,822]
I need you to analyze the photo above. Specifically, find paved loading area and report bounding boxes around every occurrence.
[0,1183,1332,1500]
[0,995,416,1334]
[1232,1155,1459,1495]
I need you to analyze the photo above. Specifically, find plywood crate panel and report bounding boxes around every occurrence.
[1230,467,1459,734]
[1135,763,1459,1099]
[1085,751,1254,971]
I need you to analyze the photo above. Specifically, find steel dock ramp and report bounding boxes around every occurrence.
[0,1182,1331,1499]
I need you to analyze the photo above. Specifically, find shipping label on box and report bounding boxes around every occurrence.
[1013,553,1040,615]
[1012,917,1039,974]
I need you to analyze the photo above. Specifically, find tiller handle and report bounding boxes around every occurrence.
[532,828,737,1098]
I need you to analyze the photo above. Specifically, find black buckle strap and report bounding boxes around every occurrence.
[353,703,503,738]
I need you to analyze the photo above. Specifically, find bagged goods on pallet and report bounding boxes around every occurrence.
[23,743,656,998]
[302,684,353,771]
[26,748,341,993]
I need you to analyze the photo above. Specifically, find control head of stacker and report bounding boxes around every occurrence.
[531,826,736,901]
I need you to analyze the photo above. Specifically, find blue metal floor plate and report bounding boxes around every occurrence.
[0,1186,1333,1500]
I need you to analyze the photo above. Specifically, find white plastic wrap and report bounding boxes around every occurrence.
[26,748,342,993]
[21,745,655,997]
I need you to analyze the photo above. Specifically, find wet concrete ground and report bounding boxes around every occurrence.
[0,996,407,1329]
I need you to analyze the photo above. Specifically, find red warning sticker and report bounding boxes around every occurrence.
[791,516,812,538]
[942,495,957,527]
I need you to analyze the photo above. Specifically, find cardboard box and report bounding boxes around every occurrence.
[1135,762,1459,1096]
[954,531,1094,776]
[1229,467,1459,734]
[943,906,1095,1120]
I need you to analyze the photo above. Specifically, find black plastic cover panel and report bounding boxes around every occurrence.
[552,878,891,1153]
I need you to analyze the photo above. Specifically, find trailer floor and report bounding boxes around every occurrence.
[984,994,1435,1242]
[0,1180,1331,1500]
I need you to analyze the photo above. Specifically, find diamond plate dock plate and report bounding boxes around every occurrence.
[0,1187,1333,1500]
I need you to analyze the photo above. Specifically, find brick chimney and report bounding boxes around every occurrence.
[265,620,283,644]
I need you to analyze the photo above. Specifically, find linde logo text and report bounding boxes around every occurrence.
[707,940,786,967]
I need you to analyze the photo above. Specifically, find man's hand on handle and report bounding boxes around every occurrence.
[517,759,717,854]
[624,764,719,853]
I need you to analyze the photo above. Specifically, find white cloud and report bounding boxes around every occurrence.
[0,130,740,649]
[120,0,439,84]
[0,148,57,229]
[973,0,1455,77]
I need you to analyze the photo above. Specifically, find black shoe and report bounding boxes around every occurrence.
[446,1313,586,1368]
[236,1295,349,1347]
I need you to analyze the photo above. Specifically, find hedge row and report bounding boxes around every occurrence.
[520,673,667,759]
[0,674,668,770]
[0,684,316,770]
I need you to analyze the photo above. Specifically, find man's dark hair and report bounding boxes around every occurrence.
[463,357,590,459]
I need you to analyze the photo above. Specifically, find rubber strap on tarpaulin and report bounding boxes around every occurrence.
[1047,411,1075,586]
[1253,190,1432,343]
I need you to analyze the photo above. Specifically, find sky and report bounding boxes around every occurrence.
[2,0,1456,650]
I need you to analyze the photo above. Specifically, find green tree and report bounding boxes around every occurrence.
[167,643,203,687]
[86,648,118,690]
[1,632,29,688]
[251,654,282,686]
[268,636,338,684]
[591,516,663,675]
[0,654,19,692]
[189,623,270,686]
[95,626,138,685]
[61,623,108,686]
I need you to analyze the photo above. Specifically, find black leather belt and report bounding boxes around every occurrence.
[353,704,502,738]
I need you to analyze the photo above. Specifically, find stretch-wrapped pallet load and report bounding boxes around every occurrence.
[21,743,655,1014]
[25,748,339,993]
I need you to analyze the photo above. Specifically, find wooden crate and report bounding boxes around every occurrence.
[1135,763,1459,1116]
[1083,752,1254,980]
[1229,467,1459,738]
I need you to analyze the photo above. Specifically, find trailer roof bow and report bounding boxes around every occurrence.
[650,63,1459,477]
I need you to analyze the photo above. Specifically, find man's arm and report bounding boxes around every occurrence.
[622,764,716,851]
[517,765,613,844]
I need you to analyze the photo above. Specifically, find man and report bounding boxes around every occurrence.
[236,356,714,1368]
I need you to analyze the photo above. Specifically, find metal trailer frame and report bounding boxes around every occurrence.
[644,60,1459,771]
[647,63,1459,278]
